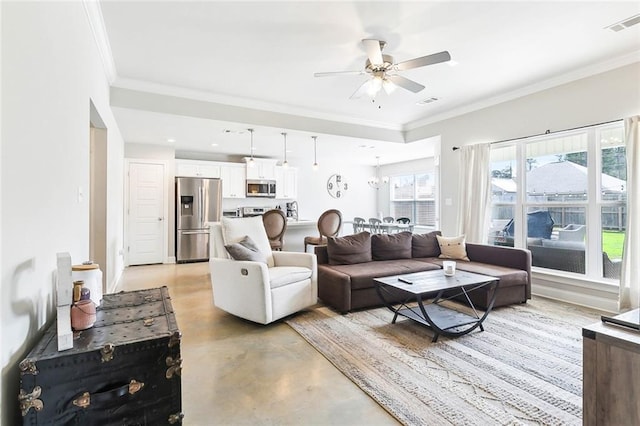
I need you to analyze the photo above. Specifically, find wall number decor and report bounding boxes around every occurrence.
[327,173,348,198]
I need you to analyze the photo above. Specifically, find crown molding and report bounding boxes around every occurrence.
[405,50,640,132]
[112,77,404,132]
[83,0,117,84]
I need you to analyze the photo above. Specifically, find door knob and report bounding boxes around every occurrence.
[158,217,163,221]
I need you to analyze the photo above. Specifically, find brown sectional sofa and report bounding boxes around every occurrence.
[315,231,532,313]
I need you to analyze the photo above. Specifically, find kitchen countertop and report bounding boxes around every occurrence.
[285,219,316,227]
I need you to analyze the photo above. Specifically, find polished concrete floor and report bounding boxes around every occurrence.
[119,262,399,425]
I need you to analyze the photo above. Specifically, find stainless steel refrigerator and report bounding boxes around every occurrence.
[176,177,222,262]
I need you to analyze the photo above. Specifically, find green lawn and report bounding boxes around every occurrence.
[602,231,625,260]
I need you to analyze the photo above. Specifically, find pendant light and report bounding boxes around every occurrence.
[281,132,289,168]
[247,128,255,167]
[368,156,389,189]
[312,136,319,171]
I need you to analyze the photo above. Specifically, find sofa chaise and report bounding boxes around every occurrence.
[315,231,531,313]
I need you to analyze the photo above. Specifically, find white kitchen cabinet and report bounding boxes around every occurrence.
[220,163,246,198]
[276,166,298,200]
[245,158,278,180]
[175,159,221,178]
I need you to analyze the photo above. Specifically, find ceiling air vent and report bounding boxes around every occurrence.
[416,97,439,106]
[605,13,640,32]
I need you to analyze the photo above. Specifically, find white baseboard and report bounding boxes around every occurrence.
[108,269,123,294]
[532,273,619,313]
[166,256,176,264]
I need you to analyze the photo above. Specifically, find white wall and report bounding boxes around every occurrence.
[406,62,640,235]
[1,3,125,423]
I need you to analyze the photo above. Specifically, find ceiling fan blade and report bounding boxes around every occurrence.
[349,79,371,99]
[362,39,384,66]
[386,75,425,93]
[314,70,365,77]
[394,51,451,71]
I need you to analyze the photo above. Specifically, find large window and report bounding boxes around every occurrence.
[488,122,626,282]
[390,173,436,226]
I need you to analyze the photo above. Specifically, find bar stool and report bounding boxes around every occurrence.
[304,209,342,252]
[262,209,287,251]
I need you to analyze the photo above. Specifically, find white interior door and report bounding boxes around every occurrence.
[128,162,166,265]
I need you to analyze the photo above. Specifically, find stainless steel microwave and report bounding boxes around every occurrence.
[246,180,276,198]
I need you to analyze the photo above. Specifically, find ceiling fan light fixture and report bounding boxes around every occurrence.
[382,78,396,95]
[367,76,384,98]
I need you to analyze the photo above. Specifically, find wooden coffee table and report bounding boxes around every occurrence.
[374,270,499,342]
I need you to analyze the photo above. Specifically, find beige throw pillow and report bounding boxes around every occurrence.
[436,234,469,261]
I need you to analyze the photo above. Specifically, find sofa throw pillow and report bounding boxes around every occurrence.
[412,231,442,258]
[371,232,412,260]
[327,232,372,265]
[436,234,470,261]
[224,235,268,264]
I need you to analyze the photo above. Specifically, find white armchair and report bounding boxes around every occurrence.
[209,217,317,324]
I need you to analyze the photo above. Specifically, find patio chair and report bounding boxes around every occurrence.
[396,217,411,224]
[383,216,395,223]
[558,224,586,242]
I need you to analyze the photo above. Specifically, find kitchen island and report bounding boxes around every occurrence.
[282,219,317,252]
[207,219,317,253]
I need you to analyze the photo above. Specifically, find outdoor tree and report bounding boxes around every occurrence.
[565,149,627,180]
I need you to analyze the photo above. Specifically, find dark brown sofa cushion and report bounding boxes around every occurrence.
[412,231,442,258]
[322,259,440,290]
[371,232,412,260]
[327,232,372,265]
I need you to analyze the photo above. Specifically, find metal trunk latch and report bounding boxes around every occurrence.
[168,331,182,348]
[168,412,185,424]
[19,386,43,416]
[19,359,38,375]
[165,356,182,379]
[101,343,115,363]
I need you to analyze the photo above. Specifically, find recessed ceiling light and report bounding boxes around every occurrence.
[167,138,176,143]
[211,143,218,147]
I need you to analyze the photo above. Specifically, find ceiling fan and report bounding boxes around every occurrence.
[314,39,451,99]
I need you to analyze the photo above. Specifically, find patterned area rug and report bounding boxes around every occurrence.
[286,297,602,425]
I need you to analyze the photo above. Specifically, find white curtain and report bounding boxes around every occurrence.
[456,143,492,243]
[619,115,640,310]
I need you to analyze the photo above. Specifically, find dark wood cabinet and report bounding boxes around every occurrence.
[18,287,183,425]
[583,315,640,425]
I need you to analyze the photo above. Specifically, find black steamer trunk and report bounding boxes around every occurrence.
[18,287,183,425]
